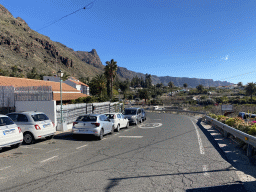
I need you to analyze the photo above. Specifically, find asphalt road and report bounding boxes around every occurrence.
[0,112,246,192]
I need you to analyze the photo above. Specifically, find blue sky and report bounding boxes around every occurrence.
[1,0,256,85]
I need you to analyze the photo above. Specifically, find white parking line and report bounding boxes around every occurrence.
[20,146,32,149]
[203,165,209,176]
[40,156,58,163]
[0,166,11,171]
[32,148,45,150]
[191,119,205,155]
[76,145,87,150]
[119,136,143,138]
[46,148,59,153]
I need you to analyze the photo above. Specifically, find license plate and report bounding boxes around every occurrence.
[3,129,14,135]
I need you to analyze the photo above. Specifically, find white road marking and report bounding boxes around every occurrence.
[152,119,162,120]
[76,145,87,150]
[32,148,45,150]
[191,119,205,155]
[0,166,11,171]
[138,123,162,129]
[119,136,143,138]
[40,156,58,163]
[20,146,32,148]
[203,165,209,176]
[124,130,129,132]
[46,148,59,153]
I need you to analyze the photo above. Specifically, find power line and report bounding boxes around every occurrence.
[36,1,96,32]
[218,70,256,82]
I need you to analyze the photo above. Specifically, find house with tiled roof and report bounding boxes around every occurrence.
[0,76,88,102]
[43,76,90,95]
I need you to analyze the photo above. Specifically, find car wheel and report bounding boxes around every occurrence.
[116,124,120,132]
[126,122,129,129]
[12,143,21,148]
[111,126,114,134]
[46,135,54,140]
[98,129,104,140]
[23,132,34,144]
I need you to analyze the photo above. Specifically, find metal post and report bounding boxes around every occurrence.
[60,78,63,124]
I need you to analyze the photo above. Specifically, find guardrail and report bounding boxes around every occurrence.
[152,109,206,115]
[202,116,256,157]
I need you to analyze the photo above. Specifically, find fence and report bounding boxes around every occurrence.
[56,102,121,124]
[14,86,52,101]
[203,116,256,157]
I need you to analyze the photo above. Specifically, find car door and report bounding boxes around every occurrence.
[120,114,126,127]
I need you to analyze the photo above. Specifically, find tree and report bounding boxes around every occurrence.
[27,67,40,80]
[139,89,150,104]
[245,82,256,104]
[196,84,204,93]
[89,74,107,98]
[119,79,130,99]
[237,82,243,87]
[168,81,174,96]
[104,59,118,99]
[145,74,152,88]
[183,83,188,90]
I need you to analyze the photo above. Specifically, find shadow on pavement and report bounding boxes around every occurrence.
[186,183,245,192]
[197,119,256,192]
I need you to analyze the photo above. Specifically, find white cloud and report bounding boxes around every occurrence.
[222,55,229,61]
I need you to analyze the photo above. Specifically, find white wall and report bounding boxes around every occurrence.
[15,100,57,125]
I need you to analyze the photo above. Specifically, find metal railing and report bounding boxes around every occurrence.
[203,116,256,157]
[56,102,121,124]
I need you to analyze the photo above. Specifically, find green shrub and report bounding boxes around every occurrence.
[225,118,236,127]
[208,113,217,119]
[248,124,256,135]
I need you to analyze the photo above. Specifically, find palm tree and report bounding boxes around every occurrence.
[94,74,106,98]
[104,59,118,99]
[183,83,188,90]
[245,82,256,104]
[168,81,174,96]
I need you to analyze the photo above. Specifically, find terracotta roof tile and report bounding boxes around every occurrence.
[0,76,80,92]
[53,93,88,101]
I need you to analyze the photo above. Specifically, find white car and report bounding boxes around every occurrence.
[105,113,129,132]
[72,114,114,140]
[7,112,56,144]
[0,115,23,150]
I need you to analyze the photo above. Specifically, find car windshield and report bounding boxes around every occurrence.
[105,114,115,119]
[76,116,97,122]
[31,114,49,122]
[124,110,136,115]
[0,117,15,126]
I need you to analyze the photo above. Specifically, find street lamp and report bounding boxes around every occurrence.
[57,70,63,125]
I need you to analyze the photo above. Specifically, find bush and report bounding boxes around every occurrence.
[248,124,256,136]
[208,113,217,119]
[225,118,236,127]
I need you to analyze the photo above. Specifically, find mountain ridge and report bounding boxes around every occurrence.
[0,4,231,88]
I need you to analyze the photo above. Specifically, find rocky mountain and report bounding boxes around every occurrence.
[0,4,231,88]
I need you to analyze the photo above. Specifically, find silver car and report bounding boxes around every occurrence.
[123,108,143,125]
[72,114,114,140]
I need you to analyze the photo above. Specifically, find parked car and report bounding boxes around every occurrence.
[0,115,23,150]
[141,108,146,121]
[72,114,114,140]
[123,108,143,125]
[7,111,56,144]
[105,113,129,132]
[238,112,256,121]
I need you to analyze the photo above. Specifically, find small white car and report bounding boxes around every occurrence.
[105,113,129,132]
[0,115,23,150]
[72,114,114,140]
[7,112,56,144]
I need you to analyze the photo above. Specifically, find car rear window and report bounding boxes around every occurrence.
[0,117,15,126]
[31,114,49,121]
[124,109,136,115]
[76,116,97,122]
[105,114,115,119]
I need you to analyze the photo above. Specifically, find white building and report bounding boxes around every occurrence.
[43,76,90,95]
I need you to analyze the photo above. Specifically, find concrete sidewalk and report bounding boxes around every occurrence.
[198,117,256,192]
